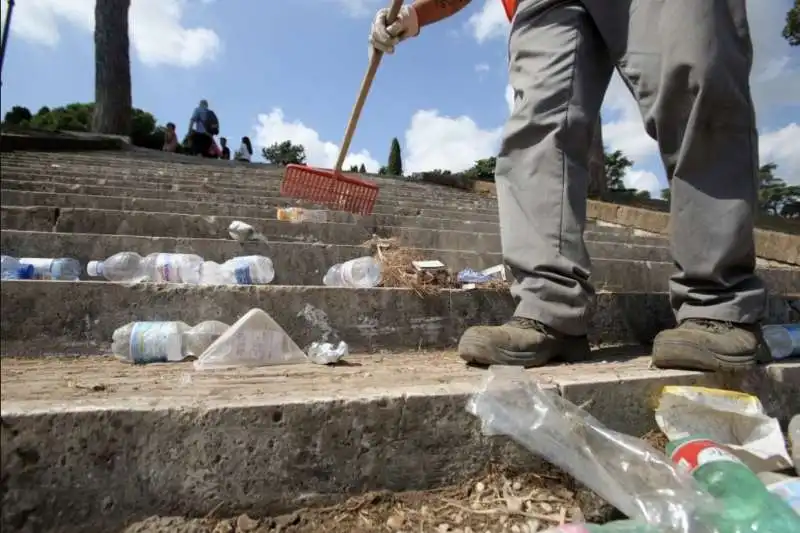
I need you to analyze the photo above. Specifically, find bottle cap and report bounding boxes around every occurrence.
[16,264,34,279]
[87,261,102,277]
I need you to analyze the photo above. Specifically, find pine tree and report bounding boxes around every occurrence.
[387,137,403,176]
[359,163,366,173]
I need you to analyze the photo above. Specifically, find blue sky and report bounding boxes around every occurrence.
[1,0,798,196]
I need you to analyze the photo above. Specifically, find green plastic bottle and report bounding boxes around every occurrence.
[667,435,800,533]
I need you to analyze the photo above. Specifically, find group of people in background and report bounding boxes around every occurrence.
[161,99,254,162]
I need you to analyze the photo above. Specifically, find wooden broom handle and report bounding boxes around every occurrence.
[334,0,405,173]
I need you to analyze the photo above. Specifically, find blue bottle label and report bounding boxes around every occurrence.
[155,254,177,282]
[233,265,253,285]
[129,322,172,364]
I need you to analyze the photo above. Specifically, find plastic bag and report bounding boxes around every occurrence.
[466,367,719,533]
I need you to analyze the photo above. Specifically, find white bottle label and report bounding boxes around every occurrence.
[19,258,54,280]
[129,322,173,364]
[154,254,179,282]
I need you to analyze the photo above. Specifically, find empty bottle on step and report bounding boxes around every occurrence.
[1,255,35,280]
[88,252,204,283]
[200,255,275,285]
[277,207,328,223]
[667,435,800,532]
[322,256,381,288]
[112,320,229,364]
[15,257,81,280]
[762,324,800,360]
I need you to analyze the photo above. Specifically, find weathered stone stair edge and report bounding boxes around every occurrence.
[1,354,797,533]
[588,202,800,265]
[0,180,502,223]
[1,281,797,353]
[0,189,503,233]
[1,229,795,291]
[0,206,671,251]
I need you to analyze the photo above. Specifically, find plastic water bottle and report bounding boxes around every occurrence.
[200,256,275,285]
[88,252,204,283]
[17,257,81,280]
[322,257,381,288]
[112,320,229,364]
[277,207,328,223]
[667,435,800,532]
[1,255,34,280]
[762,324,800,360]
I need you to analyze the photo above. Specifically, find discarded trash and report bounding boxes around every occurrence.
[655,386,792,472]
[458,264,507,290]
[323,256,382,288]
[194,308,307,370]
[667,435,800,531]
[88,252,204,283]
[757,472,800,513]
[201,255,275,285]
[412,259,446,271]
[466,367,715,529]
[112,320,229,364]
[228,220,268,243]
[539,522,658,532]
[762,324,800,360]
[5,256,82,280]
[306,340,348,365]
[790,415,800,471]
[0,255,34,280]
[277,207,328,223]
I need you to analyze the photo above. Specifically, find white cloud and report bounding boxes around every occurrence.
[0,0,220,68]
[466,0,507,44]
[760,123,800,185]
[624,170,662,198]
[475,63,490,73]
[253,108,380,172]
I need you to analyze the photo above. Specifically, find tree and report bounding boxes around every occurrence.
[660,188,671,202]
[604,149,633,191]
[359,163,367,173]
[262,140,306,165]
[92,0,132,135]
[348,165,359,172]
[588,117,607,198]
[468,157,496,181]
[387,137,403,176]
[758,163,800,216]
[3,105,32,125]
[784,0,800,46]
[378,166,388,175]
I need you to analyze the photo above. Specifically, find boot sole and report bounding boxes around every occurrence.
[651,339,765,372]
[458,331,591,368]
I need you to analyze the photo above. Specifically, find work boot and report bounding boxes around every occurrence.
[651,319,770,371]
[458,317,591,367]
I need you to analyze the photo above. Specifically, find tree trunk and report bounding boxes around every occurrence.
[587,116,607,199]
[92,0,132,135]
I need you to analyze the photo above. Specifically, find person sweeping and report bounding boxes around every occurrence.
[369,0,769,371]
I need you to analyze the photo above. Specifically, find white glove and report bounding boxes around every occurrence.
[369,5,420,55]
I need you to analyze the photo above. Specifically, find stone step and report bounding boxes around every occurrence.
[2,230,796,292]
[0,179,502,222]
[0,165,500,208]
[0,206,669,251]
[1,280,797,355]
[2,169,497,214]
[1,352,797,532]
[0,189,503,233]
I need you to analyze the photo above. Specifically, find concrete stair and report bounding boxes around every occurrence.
[1,142,799,532]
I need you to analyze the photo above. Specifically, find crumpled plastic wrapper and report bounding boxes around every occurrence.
[306,340,348,365]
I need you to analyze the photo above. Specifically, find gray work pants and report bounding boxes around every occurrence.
[498,0,766,336]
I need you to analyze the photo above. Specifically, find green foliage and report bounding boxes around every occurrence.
[784,0,800,46]
[465,157,496,181]
[1,102,165,149]
[378,166,388,175]
[758,163,800,216]
[387,137,403,176]
[348,165,359,172]
[660,188,671,202]
[604,149,633,191]
[359,163,367,173]
[262,140,306,165]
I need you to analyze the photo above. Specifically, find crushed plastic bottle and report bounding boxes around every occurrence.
[200,256,275,285]
[762,324,800,360]
[322,256,381,288]
[88,252,204,283]
[1,255,34,280]
[277,207,328,224]
[228,220,268,243]
[7,256,81,280]
[667,435,800,532]
[112,320,229,364]
[306,340,348,365]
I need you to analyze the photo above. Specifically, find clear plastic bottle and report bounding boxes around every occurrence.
[540,522,658,533]
[0,255,34,280]
[88,252,204,283]
[200,256,275,285]
[762,324,800,360]
[322,257,381,288]
[667,435,800,532]
[111,320,229,364]
[277,207,328,223]
[17,257,81,280]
